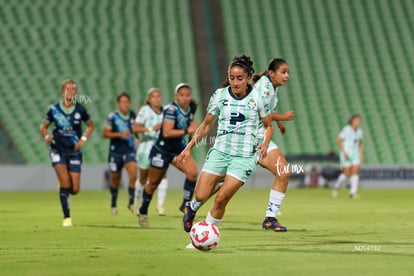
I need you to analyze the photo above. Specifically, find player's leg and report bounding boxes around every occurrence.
[54,163,72,226]
[332,153,352,197]
[156,176,168,215]
[207,174,244,226]
[206,154,256,227]
[258,147,290,232]
[172,154,198,212]
[138,165,166,227]
[135,148,149,209]
[182,171,223,232]
[349,164,360,198]
[124,159,137,212]
[108,154,123,214]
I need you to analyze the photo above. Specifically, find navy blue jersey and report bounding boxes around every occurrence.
[105,110,136,154]
[45,101,91,154]
[154,101,196,155]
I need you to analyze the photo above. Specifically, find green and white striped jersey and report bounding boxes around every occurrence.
[255,75,279,142]
[207,86,271,157]
[135,105,163,142]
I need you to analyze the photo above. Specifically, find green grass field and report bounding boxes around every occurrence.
[1,188,413,275]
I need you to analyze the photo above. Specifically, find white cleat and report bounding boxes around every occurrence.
[186,242,195,249]
[62,217,72,227]
[157,205,166,216]
[111,207,118,215]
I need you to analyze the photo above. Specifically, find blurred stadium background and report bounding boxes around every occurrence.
[0,0,413,189]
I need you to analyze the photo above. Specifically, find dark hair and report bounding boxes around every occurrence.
[117,92,131,102]
[60,79,77,92]
[222,54,255,87]
[348,114,361,125]
[252,58,287,83]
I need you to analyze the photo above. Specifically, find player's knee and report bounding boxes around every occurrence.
[71,188,80,195]
[186,171,198,182]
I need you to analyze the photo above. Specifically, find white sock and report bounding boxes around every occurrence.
[265,190,285,218]
[135,181,144,203]
[205,211,222,227]
[333,173,347,190]
[350,175,359,195]
[190,199,203,212]
[157,178,168,206]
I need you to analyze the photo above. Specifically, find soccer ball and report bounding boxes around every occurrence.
[189,221,220,251]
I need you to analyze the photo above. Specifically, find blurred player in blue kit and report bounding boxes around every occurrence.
[40,80,95,227]
[103,92,137,215]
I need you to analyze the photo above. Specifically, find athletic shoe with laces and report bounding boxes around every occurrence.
[182,201,196,233]
[138,214,148,227]
[127,204,135,214]
[62,217,72,227]
[262,217,287,232]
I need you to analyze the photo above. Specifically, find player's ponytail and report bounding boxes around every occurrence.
[252,58,287,84]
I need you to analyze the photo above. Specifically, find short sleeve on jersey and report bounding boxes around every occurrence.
[207,89,222,116]
[163,105,177,122]
[105,112,115,128]
[135,106,147,124]
[338,126,349,139]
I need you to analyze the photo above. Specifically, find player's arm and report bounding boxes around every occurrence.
[177,113,216,163]
[74,120,95,151]
[102,125,129,139]
[258,114,273,160]
[40,121,53,144]
[133,122,161,134]
[359,140,364,163]
[271,111,295,121]
[337,137,349,159]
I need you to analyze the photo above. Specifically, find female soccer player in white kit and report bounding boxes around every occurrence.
[332,114,364,198]
[179,55,273,232]
[133,88,168,215]
[253,58,293,231]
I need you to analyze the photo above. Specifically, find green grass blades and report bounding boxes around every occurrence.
[0,188,413,276]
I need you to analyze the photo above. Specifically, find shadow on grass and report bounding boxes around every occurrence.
[80,224,176,230]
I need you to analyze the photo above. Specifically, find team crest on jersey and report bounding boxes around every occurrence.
[74,112,81,119]
[263,90,270,97]
[247,98,256,109]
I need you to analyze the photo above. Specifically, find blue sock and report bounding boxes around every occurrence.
[181,178,196,209]
[128,187,134,205]
[59,187,71,218]
[110,187,118,208]
[139,189,153,215]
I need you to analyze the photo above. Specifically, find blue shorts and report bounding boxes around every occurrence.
[149,145,177,170]
[50,150,82,173]
[202,148,257,183]
[108,151,137,173]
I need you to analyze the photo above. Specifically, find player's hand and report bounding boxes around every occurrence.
[74,140,85,151]
[188,122,200,135]
[258,143,268,160]
[278,122,286,135]
[283,111,295,121]
[176,149,191,164]
[119,130,130,138]
[343,151,350,160]
[44,135,54,144]
[152,123,161,131]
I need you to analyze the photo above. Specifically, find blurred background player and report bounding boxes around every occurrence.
[103,92,137,215]
[137,83,199,227]
[40,80,95,226]
[179,55,273,233]
[332,114,364,198]
[133,88,168,215]
[253,58,293,232]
